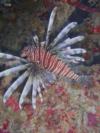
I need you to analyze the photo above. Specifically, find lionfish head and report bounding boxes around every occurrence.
[21,45,32,58]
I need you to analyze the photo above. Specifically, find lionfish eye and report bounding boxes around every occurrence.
[24,47,30,52]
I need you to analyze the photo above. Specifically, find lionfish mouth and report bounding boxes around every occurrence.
[20,52,27,58]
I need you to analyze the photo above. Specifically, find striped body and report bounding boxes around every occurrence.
[21,46,79,80]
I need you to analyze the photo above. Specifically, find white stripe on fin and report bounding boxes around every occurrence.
[51,22,77,47]
[0,64,29,78]
[53,36,84,50]
[32,78,37,109]
[19,74,33,109]
[61,47,86,55]
[3,70,30,103]
[0,53,27,62]
[46,7,57,45]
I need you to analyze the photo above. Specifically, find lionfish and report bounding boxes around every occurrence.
[0,7,87,109]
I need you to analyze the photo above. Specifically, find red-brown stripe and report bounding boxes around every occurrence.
[49,56,59,72]
[44,51,51,68]
[66,71,75,79]
[48,55,56,70]
[72,74,79,80]
[34,49,36,62]
[51,60,59,72]
[61,66,71,77]
[57,64,66,76]
[30,48,35,62]
[46,53,53,69]
[35,48,38,62]
[40,48,45,66]
[38,47,41,62]
[43,50,48,68]
[56,61,66,74]
[39,47,42,63]
[53,60,63,74]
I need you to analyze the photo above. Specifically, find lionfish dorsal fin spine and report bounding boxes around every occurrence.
[46,6,57,46]
[51,22,77,48]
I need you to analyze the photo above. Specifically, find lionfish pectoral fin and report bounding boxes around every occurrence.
[32,79,38,109]
[3,70,29,103]
[19,74,33,109]
[0,64,29,78]
[39,77,46,89]
[0,52,27,63]
[35,77,43,102]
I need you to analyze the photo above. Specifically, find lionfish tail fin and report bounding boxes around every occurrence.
[77,75,94,88]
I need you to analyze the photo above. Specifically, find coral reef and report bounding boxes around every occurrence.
[0,0,100,133]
